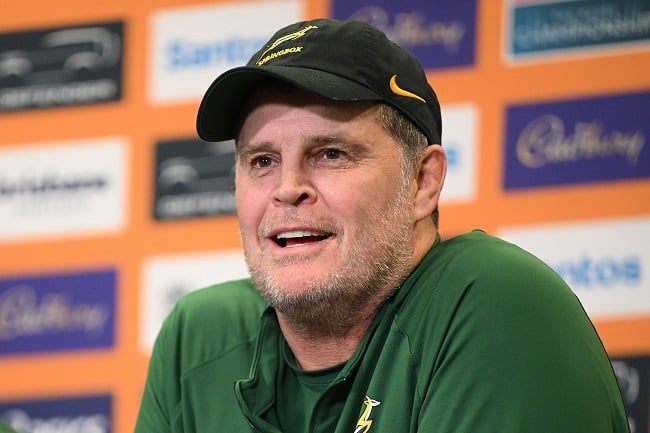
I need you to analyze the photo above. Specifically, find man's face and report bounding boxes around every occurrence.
[235,90,416,331]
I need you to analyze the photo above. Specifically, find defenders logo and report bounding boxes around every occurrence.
[354,396,381,433]
[256,25,317,66]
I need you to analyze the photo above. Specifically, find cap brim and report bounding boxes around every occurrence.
[196,66,383,142]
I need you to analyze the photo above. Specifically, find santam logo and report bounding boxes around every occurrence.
[552,256,641,289]
[439,103,478,204]
[498,216,650,319]
[164,37,266,71]
[149,1,300,103]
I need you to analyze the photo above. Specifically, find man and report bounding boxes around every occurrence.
[135,18,629,433]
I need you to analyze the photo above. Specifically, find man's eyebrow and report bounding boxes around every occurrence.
[235,140,274,156]
[235,132,371,157]
[307,133,370,153]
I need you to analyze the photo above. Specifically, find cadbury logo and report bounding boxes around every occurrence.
[0,285,110,341]
[2,409,109,433]
[350,7,465,52]
[516,114,645,168]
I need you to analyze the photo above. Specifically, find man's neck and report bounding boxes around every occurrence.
[277,315,372,371]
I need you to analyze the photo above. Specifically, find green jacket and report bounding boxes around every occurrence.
[135,230,629,433]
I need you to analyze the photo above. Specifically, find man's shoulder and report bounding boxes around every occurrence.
[157,278,266,358]
[409,229,571,306]
[173,278,266,327]
[178,277,264,309]
[437,229,553,274]
[145,279,266,405]
[440,229,518,254]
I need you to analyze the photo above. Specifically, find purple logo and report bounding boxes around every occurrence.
[504,91,649,190]
[332,0,477,70]
[0,395,112,433]
[0,269,116,355]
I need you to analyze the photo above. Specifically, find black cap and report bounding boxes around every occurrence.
[196,18,442,144]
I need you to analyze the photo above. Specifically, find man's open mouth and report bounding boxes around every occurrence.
[274,230,332,248]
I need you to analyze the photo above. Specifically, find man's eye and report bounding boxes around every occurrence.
[322,149,344,160]
[252,156,273,168]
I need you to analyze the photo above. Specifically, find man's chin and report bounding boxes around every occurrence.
[259,279,323,303]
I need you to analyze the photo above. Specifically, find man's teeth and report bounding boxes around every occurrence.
[274,230,330,247]
[276,230,324,239]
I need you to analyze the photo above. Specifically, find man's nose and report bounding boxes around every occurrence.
[272,166,316,207]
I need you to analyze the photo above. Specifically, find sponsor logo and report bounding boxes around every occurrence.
[515,114,643,169]
[354,396,381,433]
[256,46,303,66]
[389,75,426,102]
[439,103,479,204]
[165,37,264,71]
[149,1,301,103]
[498,216,650,318]
[0,395,111,433]
[0,269,116,355]
[554,256,641,289]
[506,0,650,61]
[256,24,317,66]
[333,0,477,69]
[610,355,649,433]
[0,21,123,111]
[504,91,649,190]
[0,137,127,243]
[140,250,248,352]
[153,138,236,220]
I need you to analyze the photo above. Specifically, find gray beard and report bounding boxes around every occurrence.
[252,247,410,337]
[246,190,414,337]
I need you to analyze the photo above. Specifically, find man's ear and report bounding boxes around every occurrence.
[413,144,446,221]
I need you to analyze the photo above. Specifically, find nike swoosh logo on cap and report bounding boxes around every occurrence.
[389,75,426,103]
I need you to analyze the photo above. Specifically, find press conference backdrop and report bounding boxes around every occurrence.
[0,0,648,431]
